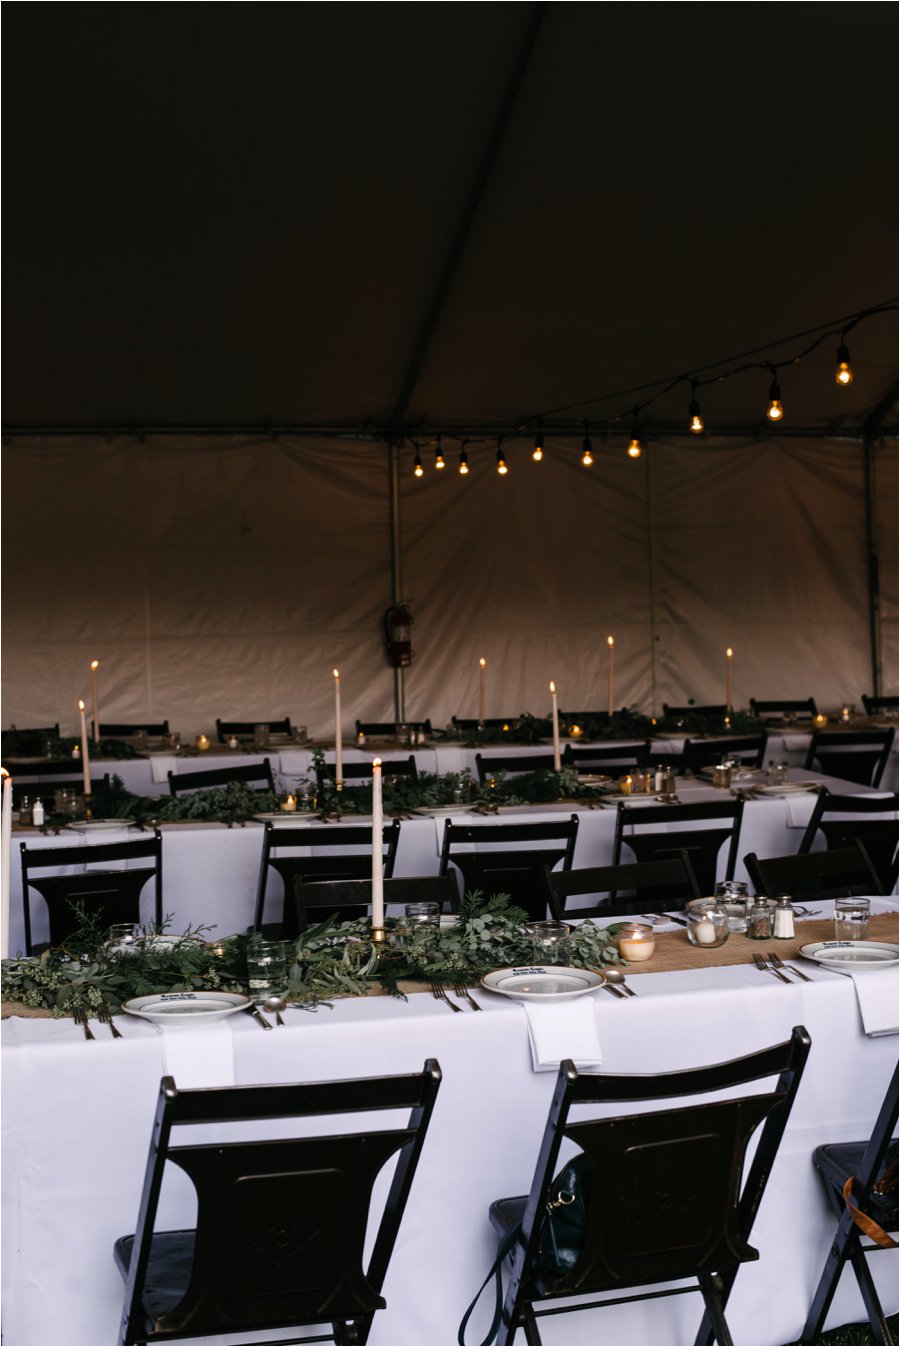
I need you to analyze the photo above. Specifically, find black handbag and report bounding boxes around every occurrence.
[458,1154,590,1346]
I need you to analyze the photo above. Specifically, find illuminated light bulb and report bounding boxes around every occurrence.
[766,375,783,421]
[458,447,469,475]
[532,429,544,462]
[835,342,853,386]
[626,432,643,459]
[688,398,704,434]
[581,434,593,466]
[413,444,424,477]
[434,449,445,469]
[496,445,508,475]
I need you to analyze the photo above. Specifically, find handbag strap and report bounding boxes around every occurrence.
[843,1176,899,1249]
[457,1223,521,1346]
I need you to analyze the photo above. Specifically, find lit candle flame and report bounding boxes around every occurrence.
[90,659,100,671]
[333,668,340,680]
[1,767,9,780]
[549,680,556,694]
[78,698,85,711]
[373,757,382,768]
[479,657,486,668]
[726,647,733,658]
[607,635,614,648]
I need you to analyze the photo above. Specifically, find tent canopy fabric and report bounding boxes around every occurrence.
[2,5,897,737]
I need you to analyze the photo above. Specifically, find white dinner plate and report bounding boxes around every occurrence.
[757,783,822,795]
[576,774,612,787]
[122,991,251,1025]
[253,812,320,824]
[601,794,668,806]
[417,804,475,815]
[481,966,605,1002]
[799,941,899,971]
[65,818,136,833]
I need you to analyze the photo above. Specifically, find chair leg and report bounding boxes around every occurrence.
[846,1239,894,1345]
[522,1302,543,1345]
[696,1272,733,1346]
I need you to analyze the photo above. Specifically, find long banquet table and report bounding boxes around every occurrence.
[8,770,896,956]
[2,898,897,1346]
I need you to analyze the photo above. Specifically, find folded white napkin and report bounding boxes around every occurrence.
[158,1021,236,1086]
[523,999,605,1072]
[150,754,179,784]
[785,791,819,827]
[841,968,899,1037]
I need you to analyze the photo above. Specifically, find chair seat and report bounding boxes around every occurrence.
[814,1140,899,1229]
[489,1195,527,1239]
[114,1230,195,1324]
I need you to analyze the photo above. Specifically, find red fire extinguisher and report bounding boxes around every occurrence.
[384,602,414,668]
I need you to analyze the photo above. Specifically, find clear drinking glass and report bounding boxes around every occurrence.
[246,936,288,999]
[834,896,870,941]
[715,880,749,932]
[524,920,572,964]
[404,902,440,932]
[767,761,789,785]
[253,724,271,750]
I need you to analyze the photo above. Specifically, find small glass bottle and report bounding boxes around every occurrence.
[32,797,45,826]
[772,896,795,939]
[747,900,772,940]
[18,795,33,826]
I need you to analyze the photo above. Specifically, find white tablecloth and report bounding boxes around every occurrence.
[10,770,892,955]
[3,900,897,1346]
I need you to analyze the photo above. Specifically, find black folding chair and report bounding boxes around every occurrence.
[662,703,728,723]
[612,798,745,897]
[562,742,650,776]
[481,1029,811,1345]
[292,873,459,931]
[253,819,401,936]
[355,719,432,737]
[168,758,275,796]
[475,752,556,782]
[20,830,163,954]
[862,695,899,717]
[539,852,701,920]
[798,791,899,896]
[682,734,768,772]
[799,1066,898,1345]
[12,770,111,809]
[100,721,170,738]
[114,1061,442,1346]
[439,816,579,919]
[452,716,518,733]
[316,756,418,790]
[804,729,895,788]
[749,697,818,722]
[215,717,292,743]
[744,842,883,902]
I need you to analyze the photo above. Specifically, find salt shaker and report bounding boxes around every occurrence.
[772,896,795,939]
[32,798,45,826]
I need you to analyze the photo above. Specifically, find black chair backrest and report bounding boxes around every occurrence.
[682,734,768,771]
[862,694,899,717]
[539,852,702,920]
[613,798,744,896]
[562,742,651,774]
[116,1062,442,1346]
[749,698,818,720]
[355,719,432,737]
[560,711,610,725]
[168,758,275,796]
[475,752,556,782]
[317,756,418,787]
[293,873,459,931]
[798,790,899,895]
[19,830,163,954]
[495,1030,810,1343]
[452,716,517,732]
[5,723,61,738]
[744,841,884,901]
[662,703,727,721]
[439,816,579,919]
[15,773,111,808]
[253,819,402,934]
[804,728,895,788]
[7,758,88,777]
[100,721,170,738]
[215,717,292,742]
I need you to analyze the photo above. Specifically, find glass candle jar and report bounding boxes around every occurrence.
[617,922,656,962]
[686,904,730,948]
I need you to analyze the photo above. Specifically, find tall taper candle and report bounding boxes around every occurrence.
[607,635,615,716]
[726,647,734,713]
[371,758,384,930]
[78,699,92,796]
[478,657,486,725]
[90,659,101,742]
[1,768,11,960]
[333,668,343,787]
[550,680,561,770]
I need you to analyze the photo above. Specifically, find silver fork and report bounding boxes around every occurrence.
[97,1007,124,1039]
[770,951,813,983]
[431,978,461,1012]
[453,983,482,1011]
[72,1005,95,1040]
[752,952,791,984]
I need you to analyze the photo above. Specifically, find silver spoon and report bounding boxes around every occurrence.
[603,968,637,997]
[262,994,288,1026]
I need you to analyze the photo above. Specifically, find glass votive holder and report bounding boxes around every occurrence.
[686,904,730,948]
[253,724,271,750]
[246,936,288,1000]
[616,922,656,962]
[524,920,572,964]
[293,725,308,744]
[712,765,732,789]
[404,902,441,934]
[834,896,870,941]
[279,793,298,812]
[226,734,240,749]
[618,775,633,795]
[715,880,750,932]
[105,923,142,955]
[767,761,789,785]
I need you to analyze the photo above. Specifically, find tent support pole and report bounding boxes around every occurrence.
[388,441,405,722]
[863,434,882,698]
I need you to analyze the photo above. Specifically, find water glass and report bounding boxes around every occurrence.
[524,920,572,964]
[253,724,271,750]
[715,880,749,932]
[767,761,789,785]
[834,896,870,941]
[404,902,440,933]
[712,765,732,788]
[246,936,288,1000]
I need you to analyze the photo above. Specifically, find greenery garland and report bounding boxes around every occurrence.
[1,893,621,1020]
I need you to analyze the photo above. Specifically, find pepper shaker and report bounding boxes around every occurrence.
[747,900,772,940]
